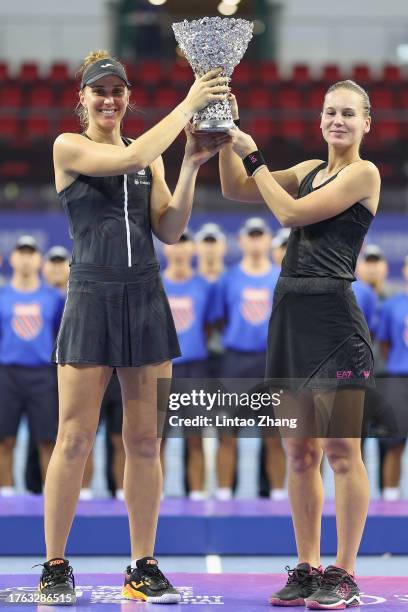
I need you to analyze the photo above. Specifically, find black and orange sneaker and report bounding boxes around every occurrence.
[122,557,181,604]
[305,565,360,609]
[270,563,323,606]
[38,558,76,605]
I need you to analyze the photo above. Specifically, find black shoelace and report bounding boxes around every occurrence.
[136,565,171,590]
[320,570,352,591]
[285,565,311,586]
[35,563,75,589]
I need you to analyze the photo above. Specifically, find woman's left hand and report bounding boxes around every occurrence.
[184,123,231,168]
[227,127,257,159]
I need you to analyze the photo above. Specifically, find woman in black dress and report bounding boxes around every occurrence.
[220,81,380,610]
[38,50,230,605]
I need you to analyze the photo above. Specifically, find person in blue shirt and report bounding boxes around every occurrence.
[375,255,408,500]
[162,230,220,499]
[352,279,377,332]
[0,236,64,496]
[215,217,286,501]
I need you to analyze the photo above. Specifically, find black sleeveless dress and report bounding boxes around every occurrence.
[52,137,180,367]
[265,162,375,389]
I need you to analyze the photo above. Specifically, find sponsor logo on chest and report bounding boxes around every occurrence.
[168,296,194,333]
[12,302,43,340]
[240,287,271,325]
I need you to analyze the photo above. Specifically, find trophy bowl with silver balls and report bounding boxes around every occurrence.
[172,16,253,132]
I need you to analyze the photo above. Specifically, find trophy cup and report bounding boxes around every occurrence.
[172,16,253,132]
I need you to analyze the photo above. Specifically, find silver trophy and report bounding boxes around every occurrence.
[172,16,253,132]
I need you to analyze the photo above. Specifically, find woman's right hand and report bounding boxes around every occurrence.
[228,93,239,121]
[182,68,230,114]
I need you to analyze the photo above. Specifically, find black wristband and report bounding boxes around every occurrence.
[243,150,267,177]
[233,118,240,127]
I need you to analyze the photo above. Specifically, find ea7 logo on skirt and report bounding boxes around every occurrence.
[12,302,43,340]
[240,287,271,325]
[168,296,194,333]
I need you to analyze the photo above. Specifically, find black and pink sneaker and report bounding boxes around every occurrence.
[269,563,323,606]
[305,565,360,609]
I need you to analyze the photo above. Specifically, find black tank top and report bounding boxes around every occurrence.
[281,162,374,281]
[57,136,158,269]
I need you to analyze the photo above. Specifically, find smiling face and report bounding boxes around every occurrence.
[80,75,129,131]
[321,88,371,149]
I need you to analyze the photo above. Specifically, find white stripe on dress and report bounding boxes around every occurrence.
[123,174,132,267]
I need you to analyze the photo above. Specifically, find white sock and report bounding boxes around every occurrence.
[215,487,232,501]
[382,487,400,501]
[131,557,155,570]
[270,488,288,501]
[116,489,125,500]
[189,490,207,501]
[79,488,93,500]
[0,486,15,497]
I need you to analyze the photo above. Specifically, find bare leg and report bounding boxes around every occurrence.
[38,441,54,483]
[82,453,94,488]
[117,361,171,559]
[382,443,405,487]
[44,365,112,559]
[186,436,205,492]
[111,433,125,490]
[0,438,16,486]
[284,438,323,568]
[216,436,237,489]
[264,437,286,490]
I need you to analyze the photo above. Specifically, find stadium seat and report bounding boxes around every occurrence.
[151,86,182,108]
[246,87,273,110]
[29,86,54,109]
[351,64,372,86]
[123,115,147,137]
[48,62,71,85]
[320,64,342,84]
[25,116,51,140]
[279,118,306,141]
[57,117,81,134]
[0,84,23,108]
[0,62,10,82]
[276,87,302,110]
[257,61,280,86]
[130,87,149,109]
[381,64,403,85]
[233,61,252,86]
[59,85,79,110]
[136,60,164,86]
[290,64,311,86]
[0,116,19,140]
[19,62,40,83]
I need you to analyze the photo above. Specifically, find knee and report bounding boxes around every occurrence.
[286,442,321,474]
[58,429,94,462]
[323,440,356,475]
[123,433,160,460]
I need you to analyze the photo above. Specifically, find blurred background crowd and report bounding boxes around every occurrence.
[1,0,408,501]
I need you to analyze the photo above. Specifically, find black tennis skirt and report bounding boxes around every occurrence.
[265,277,374,390]
[52,264,180,367]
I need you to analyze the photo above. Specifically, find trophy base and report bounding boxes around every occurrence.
[193,119,234,133]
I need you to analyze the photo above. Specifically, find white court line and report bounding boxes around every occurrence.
[206,555,222,574]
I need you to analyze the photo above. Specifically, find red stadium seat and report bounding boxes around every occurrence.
[48,62,71,85]
[276,87,302,110]
[59,85,79,110]
[57,117,81,134]
[279,119,305,141]
[136,60,164,86]
[0,84,23,108]
[381,64,402,85]
[351,64,371,86]
[19,62,40,83]
[306,85,327,111]
[257,62,280,86]
[29,85,54,109]
[151,86,182,108]
[290,64,311,86]
[376,120,400,144]
[246,117,277,143]
[0,116,19,140]
[25,116,51,140]
[398,87,408,109]
[320,64,342,84]
[0,62,10,82]
[168,62,193,86]
[246,87,273,110]
[233,61,252,86]
[130,87,149,108]
[123,115,147,137]
[370,87,395,111]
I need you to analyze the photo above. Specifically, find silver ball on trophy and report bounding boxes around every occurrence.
[172,16,253,132]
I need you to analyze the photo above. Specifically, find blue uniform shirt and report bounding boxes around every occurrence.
[352,280,378,332]
[375,293,408,374]
[217,264,280,352]
[0,282,64,366]
[162,274,219,364]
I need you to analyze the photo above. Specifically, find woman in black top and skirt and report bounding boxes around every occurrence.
[220,81,380,609]
[38,50,230,604]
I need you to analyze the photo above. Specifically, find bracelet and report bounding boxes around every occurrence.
[233,118,240,127]
[243,150,267,177]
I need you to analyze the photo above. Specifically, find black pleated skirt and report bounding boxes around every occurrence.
[52,264,180,367]
[265,277,374,389]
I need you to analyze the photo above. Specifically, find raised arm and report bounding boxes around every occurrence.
[228,128,381,226]
[54,69,229,178]
[219,94,320,201]
[150,126,230,244]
